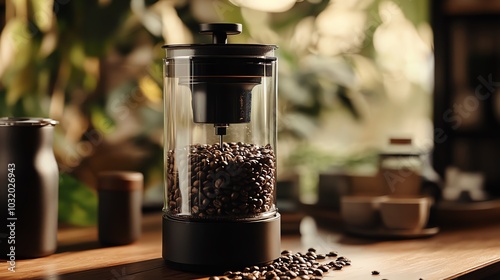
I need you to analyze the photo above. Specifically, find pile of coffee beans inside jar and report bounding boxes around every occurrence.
[167,142,276,218]
[208,248,351,280]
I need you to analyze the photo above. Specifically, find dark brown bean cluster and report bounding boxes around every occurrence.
[167,142,276,219]
[209,248,350,280]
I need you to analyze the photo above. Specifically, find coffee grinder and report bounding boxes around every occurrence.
[162,23,280,271]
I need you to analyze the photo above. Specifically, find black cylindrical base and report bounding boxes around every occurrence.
[162,213,280,273]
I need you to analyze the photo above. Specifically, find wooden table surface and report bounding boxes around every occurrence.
[1,211,500,280]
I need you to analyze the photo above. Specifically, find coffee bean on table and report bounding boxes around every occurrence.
[223,248,352,279]
[166,142,276,219]
[326,251,338,257]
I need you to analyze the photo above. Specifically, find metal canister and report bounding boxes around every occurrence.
[0,117,59,258]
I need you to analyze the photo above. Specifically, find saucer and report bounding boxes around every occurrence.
[436,199,500,226]
[344,225,439,239]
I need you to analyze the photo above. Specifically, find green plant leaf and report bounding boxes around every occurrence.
[90,105,116,134]
[58,174,97,226]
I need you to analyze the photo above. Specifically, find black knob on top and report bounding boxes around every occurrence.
[199,23,242,44]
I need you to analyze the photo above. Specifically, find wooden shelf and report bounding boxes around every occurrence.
[443,0,500,15]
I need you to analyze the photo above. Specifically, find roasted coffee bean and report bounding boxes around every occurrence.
[318,265,329,272]
[167,142,276,218]
[372,270,380,275]
[330,263,343,270]
[281,250,291,255]
[298,269,308,276]
[264,271,277,279]
[213,199,222,209]
[316,254,326,259]
[209,277,219,280]
[306,251,316,259]
[312,269,323,276]
[211,249,351,280]
[326,251,338,257]
[231,192,240,201]
[337,256,349,262]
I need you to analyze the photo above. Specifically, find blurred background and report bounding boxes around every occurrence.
[3,0,486,227]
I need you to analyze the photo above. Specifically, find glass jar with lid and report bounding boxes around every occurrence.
[379,138,423,196]
[162,23,280,272]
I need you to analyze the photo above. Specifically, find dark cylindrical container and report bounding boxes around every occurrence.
[0,117,59,259]
[97,171,143,246]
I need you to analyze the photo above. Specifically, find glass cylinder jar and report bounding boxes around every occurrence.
[164,34,277,221]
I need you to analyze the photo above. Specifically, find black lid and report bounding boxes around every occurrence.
[162,23,277,125]
[98,171,144,192]
[162,23,277,62]
[0,117,58,126]
[379,138,422,157]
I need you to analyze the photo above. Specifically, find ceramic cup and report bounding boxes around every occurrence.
[379,196,432,230]
[340,196,386,228]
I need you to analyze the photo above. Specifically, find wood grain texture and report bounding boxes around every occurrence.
[0,213,499,280]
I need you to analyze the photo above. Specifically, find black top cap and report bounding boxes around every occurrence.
[199,23,242,44]
[163,23,276,78]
